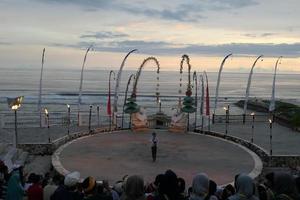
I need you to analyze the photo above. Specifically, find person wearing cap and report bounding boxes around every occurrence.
[150,132,158,162]
[50,171,83,200]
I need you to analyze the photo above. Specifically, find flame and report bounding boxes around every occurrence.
[44,108,48,115]
[269,119,272,123]
[223,106,228,111]
[251,112,255,116]
[67,104,70,108]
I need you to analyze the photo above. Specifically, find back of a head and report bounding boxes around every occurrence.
[222,184,235,200]
[52,174,62,185]
[274,172,298,198]
[295,176,300,194]
[164,169,179,198]
[192,173,209,197]
[28,173,36,183]
[257,184,268,200]
[178,177,186,194]
[235,174,255,198]
[154,174,165,187]
[64,171,80,189]
[209,180,217,195]
[82,176,96,194]
[32,174,41,184]
[124,175,145,200]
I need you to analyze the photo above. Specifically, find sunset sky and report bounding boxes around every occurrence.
[1,0,300,72]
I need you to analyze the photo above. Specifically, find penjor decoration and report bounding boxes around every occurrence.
[180,55,196,114]
[124,57,160,114]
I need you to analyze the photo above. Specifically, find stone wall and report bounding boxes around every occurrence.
[194,129,300,168]
[18,127,112,155]
[269,155,300,168]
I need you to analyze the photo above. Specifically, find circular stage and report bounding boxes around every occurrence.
[53,130,262,186]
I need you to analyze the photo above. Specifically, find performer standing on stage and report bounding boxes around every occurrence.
[151,132,158,162]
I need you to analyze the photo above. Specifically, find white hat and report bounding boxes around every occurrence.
[64,171,80,187]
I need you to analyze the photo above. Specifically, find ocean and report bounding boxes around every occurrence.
[0,67,299,127]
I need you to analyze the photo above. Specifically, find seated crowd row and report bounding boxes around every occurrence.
[0,161,300,200]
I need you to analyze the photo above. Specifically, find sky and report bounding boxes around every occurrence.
[0,0,300,72]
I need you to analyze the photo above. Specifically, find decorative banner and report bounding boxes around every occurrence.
[204,71,210,116]
[199,74,204,115]
[269,56,283,112]
[113,49,137,113]
[243,55,263,114]
[107,70,115,116]
[38,48,45,114]
[213,54,232,114]
[78,45,93,109]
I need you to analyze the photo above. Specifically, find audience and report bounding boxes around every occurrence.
[27,173,43,200]
[228,174,258,200]
[190,173,209,200]
[0,160,299,200]
[6,166,25,200]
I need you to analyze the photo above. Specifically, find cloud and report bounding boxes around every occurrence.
[50,40,300,57]
[243,33,277,38]
[33,0,258,22]
[37,0,112,8]
[80,31,129,39]
[0,41,12,45]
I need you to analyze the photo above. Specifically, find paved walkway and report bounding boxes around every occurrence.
[210,122,300,155]
[56,130,258,186]
[1,119,299,156]
[0,125,108,143]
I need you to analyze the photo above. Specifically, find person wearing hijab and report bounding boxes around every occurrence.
[121,175,145,200]
[273,172,300,200]
[228,174,258,200]
[190,173,209,200]
[5,168,24,200]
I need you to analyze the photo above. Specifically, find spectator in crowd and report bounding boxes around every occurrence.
[103,179,120,200]
[5,166,25,200]
[25,173,36,191]
[81,176,97,200]
[121,175,145,200]
[177,177,187,200]
[228,174,258,200]
[27,173,43,200]
[50,171,83,200]
[273,172,300,200]
[205,180,218,200]
[221,184,235,200]
[190,173,209,200]
[0,161,9,200]
[295,176,300,194]
[44,174,61,200]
